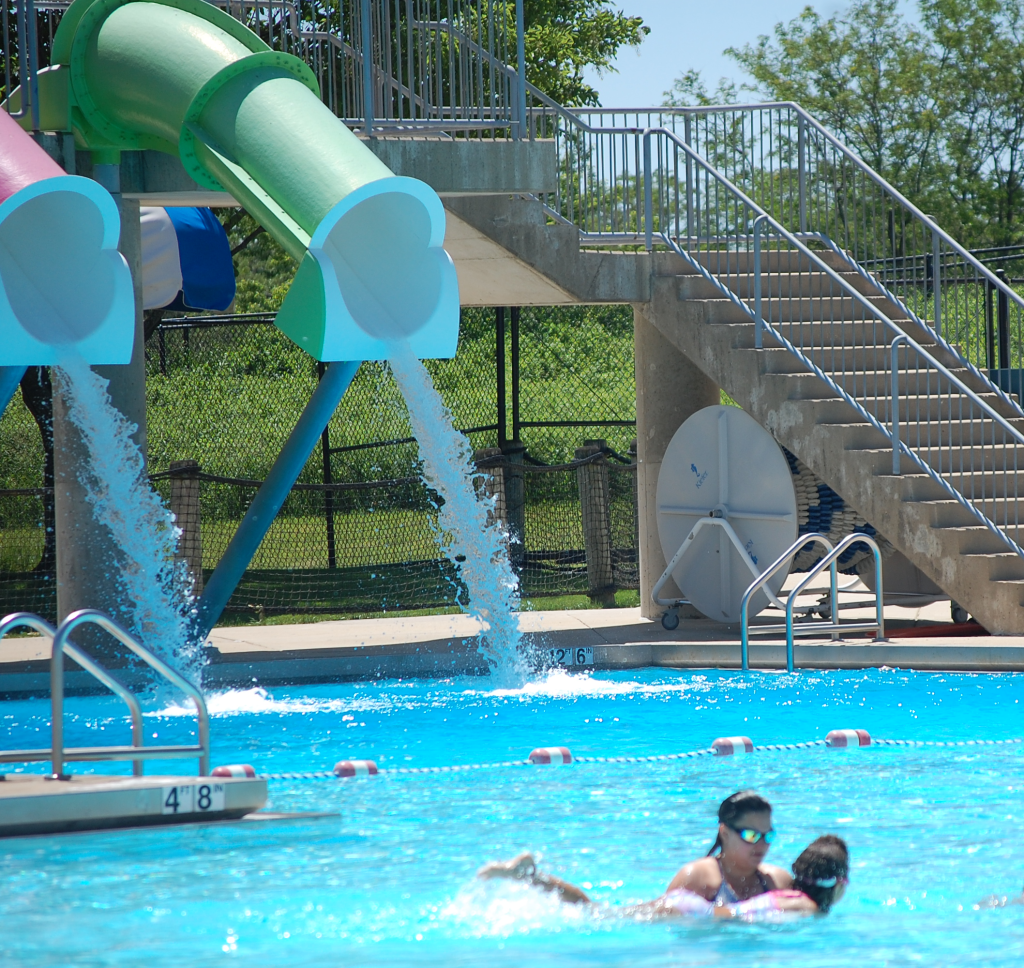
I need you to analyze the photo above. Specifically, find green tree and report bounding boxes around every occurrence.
[520,0,648,106]
[670,0,1024,248]
[724,0,943,206]
[924,0,1024,246]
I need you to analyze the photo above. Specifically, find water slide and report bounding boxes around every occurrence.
[0,108,135,411]
[15,0,460,634]
[44,0,459,362]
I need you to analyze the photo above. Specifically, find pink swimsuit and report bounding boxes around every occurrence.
[662,888,808,921]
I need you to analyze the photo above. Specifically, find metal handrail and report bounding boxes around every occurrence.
[512,103,1024,564]
[785,534,885,672]
[546,102,1024,317]
[634,122,1024,563]
[0,612,146,775]
[52,610,210,777]
[739,533,833,671]
[2,0,40,128]
[0,609,210,778]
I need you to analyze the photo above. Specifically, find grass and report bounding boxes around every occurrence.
[213,588,642,628]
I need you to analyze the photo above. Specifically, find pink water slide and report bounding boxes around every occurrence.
[0,110,134,373]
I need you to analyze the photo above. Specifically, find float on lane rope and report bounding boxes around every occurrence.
[237,731,1021,781]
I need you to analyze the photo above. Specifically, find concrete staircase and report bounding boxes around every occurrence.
[445,194,1024,634]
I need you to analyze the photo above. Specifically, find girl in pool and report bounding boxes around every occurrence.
[478,790,849,919]
[480,790,790,904]
[478,835,849,921]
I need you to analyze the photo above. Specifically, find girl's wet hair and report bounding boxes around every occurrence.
[706,790,773,856]
[791,835,849,912]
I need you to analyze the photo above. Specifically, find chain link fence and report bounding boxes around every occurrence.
[0,306,640,622]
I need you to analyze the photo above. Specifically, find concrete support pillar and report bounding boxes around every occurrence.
[575,441,614,605]
[169,460,204,595]
[54,165,147,632]
[634,305,719,620]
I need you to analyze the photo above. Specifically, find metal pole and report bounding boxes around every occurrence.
[753,215,765,349]
[26,0,39,131]
[361,0,374,136]
[510,306,521,442]
[643,131,653,251]
[797,114,806,234]
[891,335,905,474]
[684,115,693,243]
[997,269,1010,371]
[317,363,337,570]
[50,622,67,778]
[194,360,361,638]
[932,226,941,336]
[514,0,526,141]
[986,276,997,371]
[873,542,885,640]
[496,307,507,447]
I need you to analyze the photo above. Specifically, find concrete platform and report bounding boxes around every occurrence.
[1,594,1022,697]
[0,774,267,838]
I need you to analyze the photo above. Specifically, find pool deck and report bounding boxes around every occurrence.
[2,596,1024,695]
[0,774,267,838]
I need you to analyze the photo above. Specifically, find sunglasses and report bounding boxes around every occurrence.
[727,824,776,845]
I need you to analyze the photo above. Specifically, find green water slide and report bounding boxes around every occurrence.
[47,0,459,361]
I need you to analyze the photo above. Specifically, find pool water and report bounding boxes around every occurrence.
[1,667,1023,966]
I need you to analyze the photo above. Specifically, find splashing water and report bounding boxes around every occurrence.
[388,341,527,682]
[55,355,199,680]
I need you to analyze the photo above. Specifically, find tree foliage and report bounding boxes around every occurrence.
[669,0,1024,248]
[520,0,648,106]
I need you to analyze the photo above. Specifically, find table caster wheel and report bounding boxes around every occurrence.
[661,609,680,631]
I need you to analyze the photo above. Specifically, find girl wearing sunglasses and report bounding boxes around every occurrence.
[478,790,786,906]
[664,790,790,903]
[477,830,849,921]
[478,790,849,919]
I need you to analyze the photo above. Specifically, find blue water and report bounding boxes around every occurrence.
[1,667,1023,966]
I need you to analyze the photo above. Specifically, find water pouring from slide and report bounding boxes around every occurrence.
[388,341,527,683]
[54,354,201,682]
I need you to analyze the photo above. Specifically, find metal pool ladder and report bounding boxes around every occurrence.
[741,533,886,673]
[0,609,210,778]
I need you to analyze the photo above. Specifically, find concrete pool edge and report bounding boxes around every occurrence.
[2,608,1024,697]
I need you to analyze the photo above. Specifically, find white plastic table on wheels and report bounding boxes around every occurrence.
[655,405,798,624]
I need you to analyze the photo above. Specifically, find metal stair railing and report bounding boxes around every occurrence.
[4,0,525,139]
[532,102,1024,417]
[0,609,210,779]
[519,102,1024,567]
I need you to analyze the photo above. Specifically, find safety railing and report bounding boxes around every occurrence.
[2,0,526,138]
[0,609,209,778]
[525,101,1024,568]
[530,102,1024,412]
[741,533,884,673]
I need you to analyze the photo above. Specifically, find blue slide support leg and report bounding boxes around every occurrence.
[0,367,27,415]
[194,359,362,639]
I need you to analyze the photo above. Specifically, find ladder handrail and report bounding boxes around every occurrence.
[739,533,834,671]
[785,534,885,672]
[51,610,210,777]
[0,610,209,778]
[0,612,146,775]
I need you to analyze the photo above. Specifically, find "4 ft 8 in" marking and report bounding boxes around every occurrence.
[162,783,225,815]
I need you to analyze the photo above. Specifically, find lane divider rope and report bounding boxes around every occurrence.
[211,732,1022,782]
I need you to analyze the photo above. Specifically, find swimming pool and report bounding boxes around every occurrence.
[1,667,1022,966]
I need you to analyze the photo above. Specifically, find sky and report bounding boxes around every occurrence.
[582,0,911,108]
